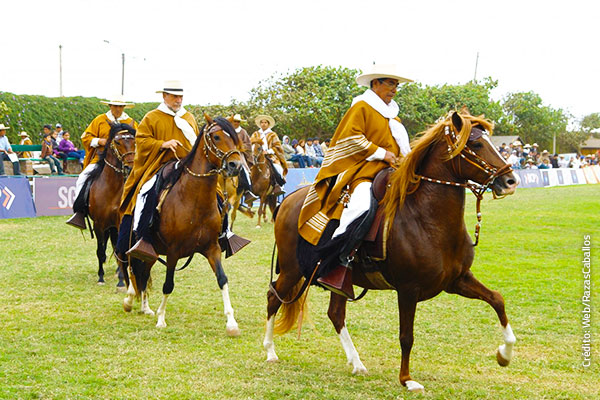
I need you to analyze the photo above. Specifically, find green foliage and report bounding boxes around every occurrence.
[580,112,600,136]
[0,91,157,148]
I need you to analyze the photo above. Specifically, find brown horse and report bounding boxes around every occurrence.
[122,116,244,333]
[86,123,136,286]
[250,141,278,228]
[263,111,519,392]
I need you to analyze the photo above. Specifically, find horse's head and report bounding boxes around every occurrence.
[251,136,265,163]
[447,111,518,197]
[108,123,136,174]
[201,114,242,177]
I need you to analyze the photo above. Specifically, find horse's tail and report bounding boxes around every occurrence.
[273,278,309,335]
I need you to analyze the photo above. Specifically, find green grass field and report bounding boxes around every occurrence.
[0,184,598,399]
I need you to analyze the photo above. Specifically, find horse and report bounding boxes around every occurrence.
[250,141,278,228]
[263,111,519,392]
[86,123,136,286]
[122,116,244,334]
[218,175,255,230]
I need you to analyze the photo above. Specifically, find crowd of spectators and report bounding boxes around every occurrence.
[498,141,599,170]
[282,136,330,168]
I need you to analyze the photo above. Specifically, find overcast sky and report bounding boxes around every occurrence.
[1,0,597,121]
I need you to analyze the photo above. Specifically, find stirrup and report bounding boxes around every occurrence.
[66,212,87,230]
[126,239,159,263]
[317,264,355,299]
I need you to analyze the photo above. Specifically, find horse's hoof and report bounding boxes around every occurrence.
[266,355,279,363]
[405,380,425,393]
[143,308,155,316]
[496,348,510,366]
[123,299,133,313]
[255,225,261,229]
[97,281,106,286]
[156,321,167,328]
[352,365,368,375]
[226,325,241,337]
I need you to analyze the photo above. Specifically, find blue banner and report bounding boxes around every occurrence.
[283,168,320,197]
[515,169,544,188]
[0,176,36,219]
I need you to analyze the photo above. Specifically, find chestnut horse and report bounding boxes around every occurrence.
[122,116,244,334]
[250,141,278,228]
[87,123,136,286]
[263,111,519,392]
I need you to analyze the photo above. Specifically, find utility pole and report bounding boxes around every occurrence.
[473,51,479,82]
[59,44,63,96]
[121,53,125,95]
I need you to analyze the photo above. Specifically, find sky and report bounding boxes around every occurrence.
[1,0,598,122]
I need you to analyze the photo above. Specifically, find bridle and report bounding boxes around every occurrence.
[104,133,135,178]
[416,124,513,246]
[183,122,241,178]
[252,141,267,166]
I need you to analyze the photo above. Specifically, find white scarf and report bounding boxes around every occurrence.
[235,126,242,133]
[106,110,131,122]
[258,128,273,152]
[351,89,411,156]
[157,103,197,147]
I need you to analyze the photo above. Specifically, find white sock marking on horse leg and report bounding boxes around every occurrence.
[221,284,240,336]
[140,291,154,315]
[263,315,278,362]
[156,294,169,328]
[498,323,516,361]
[405,380,425,392]
[123,281,135,312]
[338,326,367,374]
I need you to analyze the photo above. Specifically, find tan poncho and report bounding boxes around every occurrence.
[250,130,288,175]
[298,101,400,245]
[120,109,198,216]
[81,113,137,168]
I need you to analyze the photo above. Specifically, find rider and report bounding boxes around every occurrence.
[250,115,287,196]
[297,64,413,298]
[230,113,258,204]
[117,80,199,262]
[66,95,137,229]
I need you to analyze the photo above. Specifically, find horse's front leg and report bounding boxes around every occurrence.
[397,293,424,393]
[206,244,240,336]
[446,270,516,366]
[94,226,108,284]
[327,293,367,374]
[256,199,264,228]
[156,256,177,328]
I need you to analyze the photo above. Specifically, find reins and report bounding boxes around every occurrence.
[104,133,135,179]
[416,125,513,246]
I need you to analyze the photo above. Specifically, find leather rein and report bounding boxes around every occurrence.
[182,122,241,178]
[416,125,513,246]
[104,133,135,179]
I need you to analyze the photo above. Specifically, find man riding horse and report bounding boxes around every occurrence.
[250,115,287,196]
[297,64,413,298]
[67,95,138,229]
[231,113,258,205]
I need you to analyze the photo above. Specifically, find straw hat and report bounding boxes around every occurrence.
[255,114,275,128]
[19,131,29,137]
[100,94,134,108]
[513,140,522,146]
[156,80,184,95]
[524,143,531,149]
[232,114,246,123]
[0,123,10,130]
[532,143,539,147]
[356,64,413,87]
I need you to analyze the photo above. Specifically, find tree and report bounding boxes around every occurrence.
[580,112,600,137]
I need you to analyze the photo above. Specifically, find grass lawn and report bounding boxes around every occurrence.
[0,184,598,399]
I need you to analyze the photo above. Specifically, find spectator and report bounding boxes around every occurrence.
[498,142,508,153]
[557,155,569,168]
[50,130,68,170]
[321,138,330,155]
[570,155,582,169]
[530,143,539,161]
[524,158,537,169]
[54,124,65,143]
[538,158,551,169]
[304,137,320,167]
[41,124,53,139]
[18,131,34,158]
[0,123,22,175]
[523,143,531,157]
[312,137,324,166]
[285,137,307,168]
[41,133,64,175]
[58,132,85,165]
[550,153,559,169]
[507,150,520,169]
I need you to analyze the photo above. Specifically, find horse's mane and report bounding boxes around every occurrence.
[86,122,136,182]
[166,117,239,185]
[383,111,494,226]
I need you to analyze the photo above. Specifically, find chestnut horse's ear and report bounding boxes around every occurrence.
[226,115,234,123]
[204,113,214,124]
[451,111,463,132]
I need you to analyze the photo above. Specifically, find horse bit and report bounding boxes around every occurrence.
[417,124,513,246]
[104,132,135,178]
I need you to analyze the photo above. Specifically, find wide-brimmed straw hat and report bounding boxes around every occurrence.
[524,143,531,148]
[100,94,134,108]
[0,123,10,130]
[513,140,522,146]
[20,131,29,136]
[356,64,413,87]
[255,114,275,128]
[232,113,246,123]
[156,80,184,96]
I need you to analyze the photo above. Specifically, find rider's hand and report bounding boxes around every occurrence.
[98,138,107,146]
[161,139,182,153]
[384,150,397,165]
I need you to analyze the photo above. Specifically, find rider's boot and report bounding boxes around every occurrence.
[271,184,285,197]
[126,238,159,263]
[66,211,87,230]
